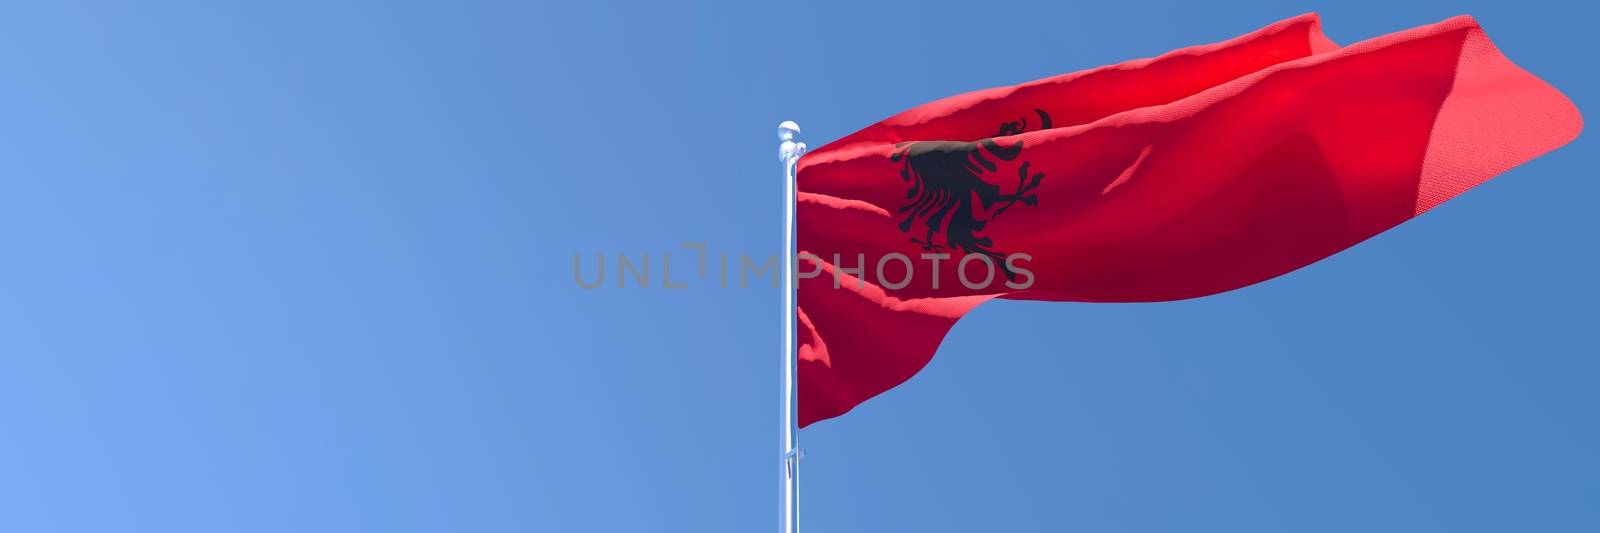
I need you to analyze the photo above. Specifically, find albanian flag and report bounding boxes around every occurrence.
[795,13,1581,427]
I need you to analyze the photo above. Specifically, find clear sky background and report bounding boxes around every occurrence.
[0,1,1594,532]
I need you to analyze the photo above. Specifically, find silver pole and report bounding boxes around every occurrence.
[778,121,805,533]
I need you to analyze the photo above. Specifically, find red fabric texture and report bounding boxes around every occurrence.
[795,13,1581,427]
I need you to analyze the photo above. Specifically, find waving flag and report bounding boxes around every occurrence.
[795,14,1581,427]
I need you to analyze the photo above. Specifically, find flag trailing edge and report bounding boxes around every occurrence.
[795,13,1582,428]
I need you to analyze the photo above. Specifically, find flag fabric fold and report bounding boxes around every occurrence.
[796,13,1581,427]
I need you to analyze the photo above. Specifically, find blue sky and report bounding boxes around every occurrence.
[0,1,1594,531]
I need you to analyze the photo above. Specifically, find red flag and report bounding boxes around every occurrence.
[795,14,1581,427]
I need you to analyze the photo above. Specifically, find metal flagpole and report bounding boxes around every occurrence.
[778,121,805,533]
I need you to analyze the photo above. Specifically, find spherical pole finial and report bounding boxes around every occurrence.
[778,120,806,164]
